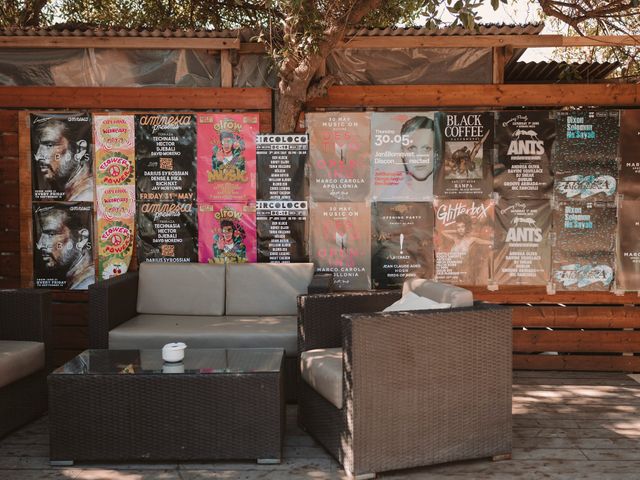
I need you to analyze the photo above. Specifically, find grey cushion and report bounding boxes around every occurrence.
[226,263,315,316]
[109,314,298,356]
[300,348,343,409]
[137,262,226,316]
[0,341,45,389]
[403,278,474,308]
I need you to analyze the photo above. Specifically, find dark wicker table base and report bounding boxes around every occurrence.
[48,366,284,464]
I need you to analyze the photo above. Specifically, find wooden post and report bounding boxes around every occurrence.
[493,47,506,84]
[18,111,33,288]
[220,50,233,88]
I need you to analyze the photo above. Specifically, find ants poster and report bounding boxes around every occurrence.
[493,199,551,286]
[198,203,257,264]
[307,112,371,202]
[433,112,493,198]
[619,110,640,199]
[494,111,554,199]
[433,199,493,285]
[371,202,434,289]
[552,201,616,291]
[135,114,197,203]
[197,113,259,203]
[370,112,436,202]
[136,201,198,263]
[309,202,371,290]
[554,110,620,169]
[616,199,640,291]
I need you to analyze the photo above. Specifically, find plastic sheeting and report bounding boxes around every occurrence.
[0,48,221,86]
[233,54,277,88]
[327,48,492,85]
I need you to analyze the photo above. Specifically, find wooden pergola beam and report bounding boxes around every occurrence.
[306,84,640,108]
[1,36,240,50]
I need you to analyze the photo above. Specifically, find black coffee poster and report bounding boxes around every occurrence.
[434,112,493,198]
[619,110,640,199]
[256,134,308,201]
[135,114,197,202]
[493,199,551,286]
[552,201,616,291]
[257,200,308,263]
[616,199,640,291]
[371,202,434,289]
[494,111,554,198]
[136,201,198,263]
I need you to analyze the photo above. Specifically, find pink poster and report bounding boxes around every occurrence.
[198,203,257,263]
[197,114,259,203]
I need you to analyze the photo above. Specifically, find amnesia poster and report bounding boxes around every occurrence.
[619,110,640,199]
[616,199,640,291]
[371,202,434,289]
[309,202,371,290]
[433,112,493,198]
[307,112,371,202]
[494,111,554,199]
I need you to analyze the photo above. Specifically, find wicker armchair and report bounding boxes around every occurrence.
[297,287,512,479]
[0,289,52,438]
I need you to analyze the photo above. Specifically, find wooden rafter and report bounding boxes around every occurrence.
[1,36,240,50]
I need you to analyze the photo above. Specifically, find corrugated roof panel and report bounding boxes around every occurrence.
[506,61,620,83]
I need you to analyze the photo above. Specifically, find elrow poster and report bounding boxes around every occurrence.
[552,201,616,291]
[494,111,554,198]
[619,110,640,199]
[616,199,640,291]
[434,112,493,198]
[197,113,258,203]
[371,202,434,289]
[310,202,371,290]
[198,203,257,264]
[433,199,494,285]
[135,114,197,202]
[370,112,435,202]
[493,199,551,286]
[555,110,620,168]
[307,112,371,202]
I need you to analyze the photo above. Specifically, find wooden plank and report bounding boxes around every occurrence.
[18,111,32,288]
[0,133,18,155]
[259,110,272,133]
[471,286,640,305]
[0,183,19,205]
[514,354,640,372]
[493,47,505,84]
[0,157,19,182]
[1,36,240,50]
[0,207,19,230]
[513,330,640,353]
[220,50,233,88]
[0,111,18,132]
[513,306,640,328]
[0,231,19,253]
[52,325,88,350]
[52,302,88,326]
[0,87,272,110]
[306,84,640,108]
[0,254,19,276]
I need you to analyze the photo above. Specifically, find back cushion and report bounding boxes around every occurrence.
[403,278,474,308]
[226,263,315,315]
[137,262,226,315]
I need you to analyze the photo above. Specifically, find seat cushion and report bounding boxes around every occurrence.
[109,314,298,356]
[403,278,474,308]
[0,341,45,389]
[383,291,451,312]
[300,348,343,409]
[137,262,226,316]
[226,263,315,316]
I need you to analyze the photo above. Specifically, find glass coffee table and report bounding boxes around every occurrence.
[48,348,284,465]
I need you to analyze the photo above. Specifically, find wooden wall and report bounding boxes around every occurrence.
[0,110,20,289]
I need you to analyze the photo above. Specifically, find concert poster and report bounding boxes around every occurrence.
[96,185,136,279]
[370,112,436,202]
[198,203,257,264]
[256,200,308,263]
[433,199,494,285]
[616,199,640,291]
[256,133,308,201]
[554,165,618,201]
[94,114,135,186]
[371,202,434,289]
[309,202,371,290]
[307,112,371,202]
[619,110,640,199]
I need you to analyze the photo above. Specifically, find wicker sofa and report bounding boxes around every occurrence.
[0,289,52,438]
[297,279,512,478]
[89,262,332,401]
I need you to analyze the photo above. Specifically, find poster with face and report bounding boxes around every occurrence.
[493,199,551,286]
[33,203,95,289]
[494,111,554,198]
[135,114,197,203]
[371,202,434,289]
[256,134,308,201]
[136,201,198,263]
[93,114,135,186]
[309,202,371,290]
[197,113,258,203]
[198,203,257,264]
[433,199,494,285]
[554,110,620,169]
[616,199,640,291]
[30,112,93,201]
[256,200,308,263]
[554,166,618,201]
[307,112,371,202]
[552,201,616,291]
[434,112,493,198]
[619,110,640,199]
[371,112,436,202]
